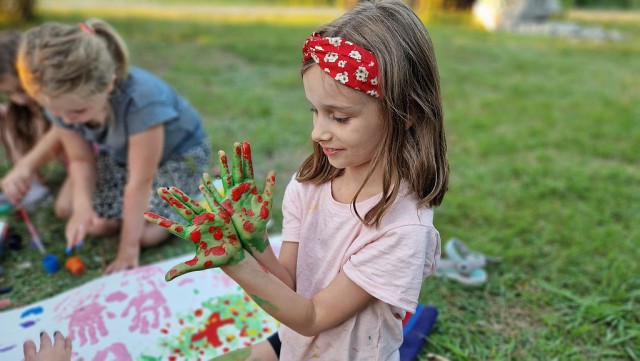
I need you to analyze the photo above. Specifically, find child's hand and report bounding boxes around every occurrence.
[0,164,33,205]
[144,186,244,281]
[23,331,72,361]
[200,141,276,255]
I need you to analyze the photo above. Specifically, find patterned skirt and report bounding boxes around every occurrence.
[93,142,211,221]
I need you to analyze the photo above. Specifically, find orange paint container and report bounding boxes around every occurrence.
[65,256,85,276]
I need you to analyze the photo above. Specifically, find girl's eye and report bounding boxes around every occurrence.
[333,116,349,123]
[309,107,317,114]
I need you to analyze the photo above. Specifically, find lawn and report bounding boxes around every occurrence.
[1,4,639,361]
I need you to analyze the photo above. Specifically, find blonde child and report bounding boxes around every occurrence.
[16,19,210,274]
[0,30,71,212]
[148,1,448,359]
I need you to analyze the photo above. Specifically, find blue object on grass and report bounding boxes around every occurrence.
[41,254,60,274]
[399,304,438,361]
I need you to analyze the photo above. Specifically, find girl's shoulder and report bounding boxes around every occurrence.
[381,184,435,228]
[116,67,173,105]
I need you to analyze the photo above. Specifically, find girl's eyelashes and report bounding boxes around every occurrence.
[332,115,349,123]
[309,106,349,123]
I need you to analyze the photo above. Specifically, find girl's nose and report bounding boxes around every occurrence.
[311,116,331,143]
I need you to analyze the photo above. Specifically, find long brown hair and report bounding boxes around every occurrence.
[297,0,449,227]
[0,30,48,163]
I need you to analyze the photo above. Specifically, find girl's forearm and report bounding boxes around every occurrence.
[248,239,296,290]
[68,161,95,213]
[119,181,153,251]
[222,255,316,336]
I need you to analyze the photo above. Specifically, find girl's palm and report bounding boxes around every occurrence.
[144,187,243,281]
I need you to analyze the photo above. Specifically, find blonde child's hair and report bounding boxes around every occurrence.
[17,18,129,99]
[297,0,449,227]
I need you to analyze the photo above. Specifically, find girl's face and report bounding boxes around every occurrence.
[36,88,111,126]
[0,74,33,106]
[303,64,384,174]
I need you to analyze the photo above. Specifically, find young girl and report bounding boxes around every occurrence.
[0,30,71,213]
[16,19,211,274]
[147,1,448,359]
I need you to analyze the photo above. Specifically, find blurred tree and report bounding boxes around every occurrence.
[0,0,36,23]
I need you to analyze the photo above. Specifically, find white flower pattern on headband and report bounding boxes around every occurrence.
[348,50,362,62]
[335,72,349,84]
[302,32,381,98]
[325,53,339,63]
[328,37,342,46]
[355,67,369,82]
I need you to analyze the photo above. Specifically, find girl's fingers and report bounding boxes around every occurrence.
[231,142,243,185]
[156,188,194,222]
[143,212,187,239]
[39,331,53,350]
[53,330,65,345]
[168,187,204,215]
[66,224,84,251]
[218,150,233,192]
[242,141,254,180]
[262,170,277,201]
[23,340,36,359]
[64,335,73,354]
[201,173,223,205]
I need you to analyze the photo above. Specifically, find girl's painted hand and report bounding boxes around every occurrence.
[23,331,72,361]
[200,141,276,255]
[144,186,244,281]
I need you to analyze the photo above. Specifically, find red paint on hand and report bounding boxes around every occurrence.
[243,221,255,233]
[189,229,201,243]
[260,204,270,220]
[231,183,251,201]
[210,245,226,256]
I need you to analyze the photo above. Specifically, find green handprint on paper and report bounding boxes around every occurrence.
[200,142,276,255]
[144,186,244,281]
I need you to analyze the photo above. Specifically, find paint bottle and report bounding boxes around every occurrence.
[65,256,85,276]
[41,254,60,274]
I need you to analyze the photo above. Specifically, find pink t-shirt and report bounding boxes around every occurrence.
[279,176,440,361]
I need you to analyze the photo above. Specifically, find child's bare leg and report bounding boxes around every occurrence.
[89,217,120,237]
[140,222,172,248]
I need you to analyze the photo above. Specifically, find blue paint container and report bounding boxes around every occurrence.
[41,254,60,274]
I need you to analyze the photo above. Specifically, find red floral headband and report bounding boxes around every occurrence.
[302,32,381,98]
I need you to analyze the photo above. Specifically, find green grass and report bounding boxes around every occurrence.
[2,6,640,361]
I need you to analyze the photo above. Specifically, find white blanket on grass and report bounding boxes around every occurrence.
[0,236,282,361]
